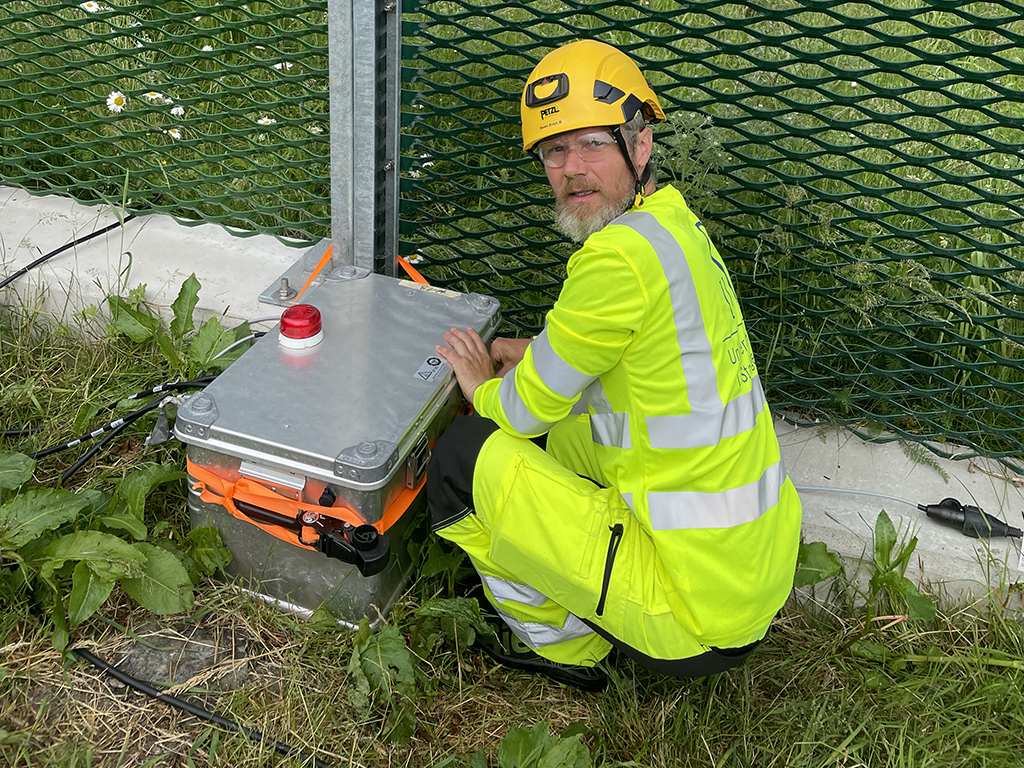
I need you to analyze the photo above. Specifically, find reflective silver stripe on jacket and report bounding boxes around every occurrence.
[499,373,556,435]
[529,330,596,399]
[647,376,768,449]
[586,379,631,448]
[481,575,549,608]
[612,211,765,449]
[496,607,596,648]
[646,459,787,530]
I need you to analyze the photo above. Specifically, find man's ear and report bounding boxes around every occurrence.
[633,126,654,175]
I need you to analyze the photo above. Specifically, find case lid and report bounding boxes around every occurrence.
[175,271,501,488]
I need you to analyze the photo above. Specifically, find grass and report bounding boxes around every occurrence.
[4,280,1024,767]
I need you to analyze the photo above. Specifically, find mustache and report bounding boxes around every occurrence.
[559,179,602,200]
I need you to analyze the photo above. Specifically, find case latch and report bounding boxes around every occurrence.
[406,434,430,489]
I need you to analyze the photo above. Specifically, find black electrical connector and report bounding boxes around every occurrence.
[919,497,1023,539]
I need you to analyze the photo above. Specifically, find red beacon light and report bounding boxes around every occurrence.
[279,304,324,349]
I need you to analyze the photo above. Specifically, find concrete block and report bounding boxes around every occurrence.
[778,416,1024,603]
[0,186,301,328]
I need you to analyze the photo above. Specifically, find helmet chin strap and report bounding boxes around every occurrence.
[611,123,651,208]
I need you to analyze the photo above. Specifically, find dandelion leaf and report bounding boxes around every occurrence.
[119,542,195,614]
[185,526,232,577]
[794,541,842,588]
[0,490,90,549]
[0,451,35,490]
[41,530,146,582]
[170,273,201,340]
[68,560,116,626]
[499,723,555,768]
[416,596,491,648]
[112,463,185,520]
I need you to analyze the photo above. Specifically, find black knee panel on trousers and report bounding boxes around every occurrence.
[426,415,499,531]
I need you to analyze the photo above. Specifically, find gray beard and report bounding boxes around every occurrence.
[553,187,634,244]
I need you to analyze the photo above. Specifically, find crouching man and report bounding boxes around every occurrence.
[428,39,802,691]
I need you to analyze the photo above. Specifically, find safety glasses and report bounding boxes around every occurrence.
[535,130,618,168]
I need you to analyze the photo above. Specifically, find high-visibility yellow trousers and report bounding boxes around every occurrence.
[431,415,768,669]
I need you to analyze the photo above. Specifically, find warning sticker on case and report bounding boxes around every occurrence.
[415,355,447,382]
[406,282,462,300]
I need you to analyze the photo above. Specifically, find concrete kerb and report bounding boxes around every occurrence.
[778,415,1024,607]
[4,187,1024,604]
[0,186,297,329]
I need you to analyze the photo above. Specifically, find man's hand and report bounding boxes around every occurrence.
[491,337,532,378]
[436,327,494,404]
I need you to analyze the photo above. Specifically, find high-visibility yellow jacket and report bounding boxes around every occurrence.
[473,185,801,648]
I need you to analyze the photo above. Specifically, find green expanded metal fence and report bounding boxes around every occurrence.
[3,1,1024,469]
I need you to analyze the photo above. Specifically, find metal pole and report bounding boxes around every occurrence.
[327,0,400,275]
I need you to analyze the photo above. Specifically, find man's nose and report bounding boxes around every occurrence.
[562,146,587,174]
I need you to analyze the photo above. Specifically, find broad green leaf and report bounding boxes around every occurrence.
[417,596,492,649]
[0,490,89,549]
[499,723,554,768]
[156,328,182,371]
[560,722,591,741]
[107,295,159,342]
[188,317,233,369]
[68,561,115,625]
[41,530,146,582]
[794,541,842,588]
[347,622,417,744]
[170,273,201,340]
[873,510,897,571]
[847,639,890,663]
[538,735,593,768]
[898,576,936,621]
[112,463,185,520]
[0,451,35,490]
[120,542,195,614]
[420,538,466,579]
[185,526,232,577]
[99,514,147,541]
[80,489,112,517]
[50,593,69,652]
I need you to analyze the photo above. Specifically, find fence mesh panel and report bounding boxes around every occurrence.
[2,0,1024,468]
[0,0,331,241]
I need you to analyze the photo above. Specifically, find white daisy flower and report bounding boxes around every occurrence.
[171,105,185,117]
[308,125,323,134]
[201,45,213,52]
[256,116,276,126]
[142,91,164,102]
[408,254,425,264]
[106,91,127,113]
[273,61,294,71]
[167,128,182,140]
[81,1,100,12]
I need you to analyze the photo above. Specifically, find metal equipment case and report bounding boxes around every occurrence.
[175,271,500,629]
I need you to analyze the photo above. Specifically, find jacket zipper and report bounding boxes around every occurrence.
[596,523,624,616]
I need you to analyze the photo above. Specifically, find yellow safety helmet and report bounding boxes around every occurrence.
[520,40,666,152]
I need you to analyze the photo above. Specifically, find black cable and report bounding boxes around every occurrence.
[92,376,218,417]
[29,397,166,460]
[0,212,141,291]
[71,648,335,768]
[3,375,217,441]
[56,420,132,487]
[1,425,44,438]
